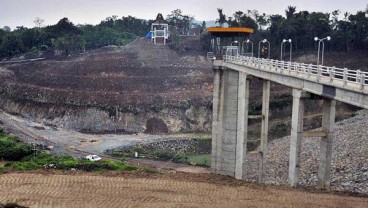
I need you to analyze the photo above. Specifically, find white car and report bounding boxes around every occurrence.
[85,155,102,161]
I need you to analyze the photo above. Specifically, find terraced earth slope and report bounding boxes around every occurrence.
[0,37,357,135]
[0,38,213,133]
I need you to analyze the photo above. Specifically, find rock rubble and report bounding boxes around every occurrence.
[245,110,368,194]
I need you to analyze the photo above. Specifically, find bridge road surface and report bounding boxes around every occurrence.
[0,173,367,208]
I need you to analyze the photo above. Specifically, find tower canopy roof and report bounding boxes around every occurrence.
[207,27,254,37]
[153,13,168,24]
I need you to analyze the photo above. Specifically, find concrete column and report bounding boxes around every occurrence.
[211,69,220,173]
[259,80,270,183]
[288,89,306,187]
[235,72,249,179]
[211,68,223,173]
[220,69,239,177]
[318,99,336,189]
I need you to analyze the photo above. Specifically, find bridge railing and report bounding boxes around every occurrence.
[224,55,368,90]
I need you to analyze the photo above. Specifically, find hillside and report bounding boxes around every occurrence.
[0,37,365,135]
[0,38,213,133]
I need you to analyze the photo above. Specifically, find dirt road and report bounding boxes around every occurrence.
[0,173,367,208]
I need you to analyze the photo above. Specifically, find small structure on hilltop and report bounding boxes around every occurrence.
[150,13,170,45]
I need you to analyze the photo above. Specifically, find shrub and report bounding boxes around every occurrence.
[131,146,146,155]
[4,160,42,171]
[39,45,49,51]
[109,150,126,161]
[153,149,187,163]
[3,152,136,172]
[186,154,211,167]
[0,134,33,161]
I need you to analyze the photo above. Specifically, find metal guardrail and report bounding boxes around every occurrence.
[207,52,215,60]
[224,55,368,90]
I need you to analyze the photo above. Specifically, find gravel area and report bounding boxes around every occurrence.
[245,110,368,194]
[108,138,211,155]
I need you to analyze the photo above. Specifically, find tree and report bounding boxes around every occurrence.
[201,21,206,33]
[216,8,227,27]
[34,17,45,28]
[234,11,244,23]
[285,6,297,20]
[239,15,258,30]
[46,18,81,38]
[2,26,11,32]
[52,36,71,56]
[331,10,340,30]
[166,9,194,35]
[257,13,269,30]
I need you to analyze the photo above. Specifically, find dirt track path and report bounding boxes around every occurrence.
[0,173,367,208]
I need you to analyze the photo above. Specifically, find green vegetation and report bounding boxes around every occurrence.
[186,154,211,167]
[153,149,187,163]
[0,129,33,161]
[205,6,368,55]
[3,152,136,172]
[0,16,140,58]
[0,128,136,172]
[109,150,127,160]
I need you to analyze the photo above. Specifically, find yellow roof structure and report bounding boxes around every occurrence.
[207,27,254,34]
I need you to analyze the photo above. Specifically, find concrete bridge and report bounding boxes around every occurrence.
[210,54,368,189]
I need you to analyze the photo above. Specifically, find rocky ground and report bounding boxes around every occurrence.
[108,137,211,156]
[245,110,368,194]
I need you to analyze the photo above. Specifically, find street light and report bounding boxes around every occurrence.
[280,39,292,61]
[231,40,240,55]
[242,39,254,57]
[314,36,331,65]
[258,39,270,59]
[231,40,239,46]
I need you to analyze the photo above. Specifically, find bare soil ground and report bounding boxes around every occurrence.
[0,38,213,107]
[0,172,367,208]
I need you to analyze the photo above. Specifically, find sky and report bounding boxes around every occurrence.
[0,0,367,29]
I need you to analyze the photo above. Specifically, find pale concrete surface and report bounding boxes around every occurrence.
[288,89,305,187]
[259,80,270,183]
[318,99,336,189]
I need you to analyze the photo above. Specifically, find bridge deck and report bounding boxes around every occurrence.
[215,55,368,108]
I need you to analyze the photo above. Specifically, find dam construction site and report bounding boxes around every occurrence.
[0,34,367,207]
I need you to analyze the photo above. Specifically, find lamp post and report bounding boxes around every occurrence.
[258,39,270,59]
[231,40,239,46]
[242,39,253,57]
[231,40,240,55]
[314,36,331,65]
[280,39,292,61]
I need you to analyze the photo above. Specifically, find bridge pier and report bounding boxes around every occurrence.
[287,91,336,189]
[235,71,249,179]
[288,89,309,187]
[318,98,336,189]
[211,67,249,178]
[211,67,223,174]
[259,80,270,183]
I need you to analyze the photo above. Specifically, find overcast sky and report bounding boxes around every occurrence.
[0,0,367,29]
